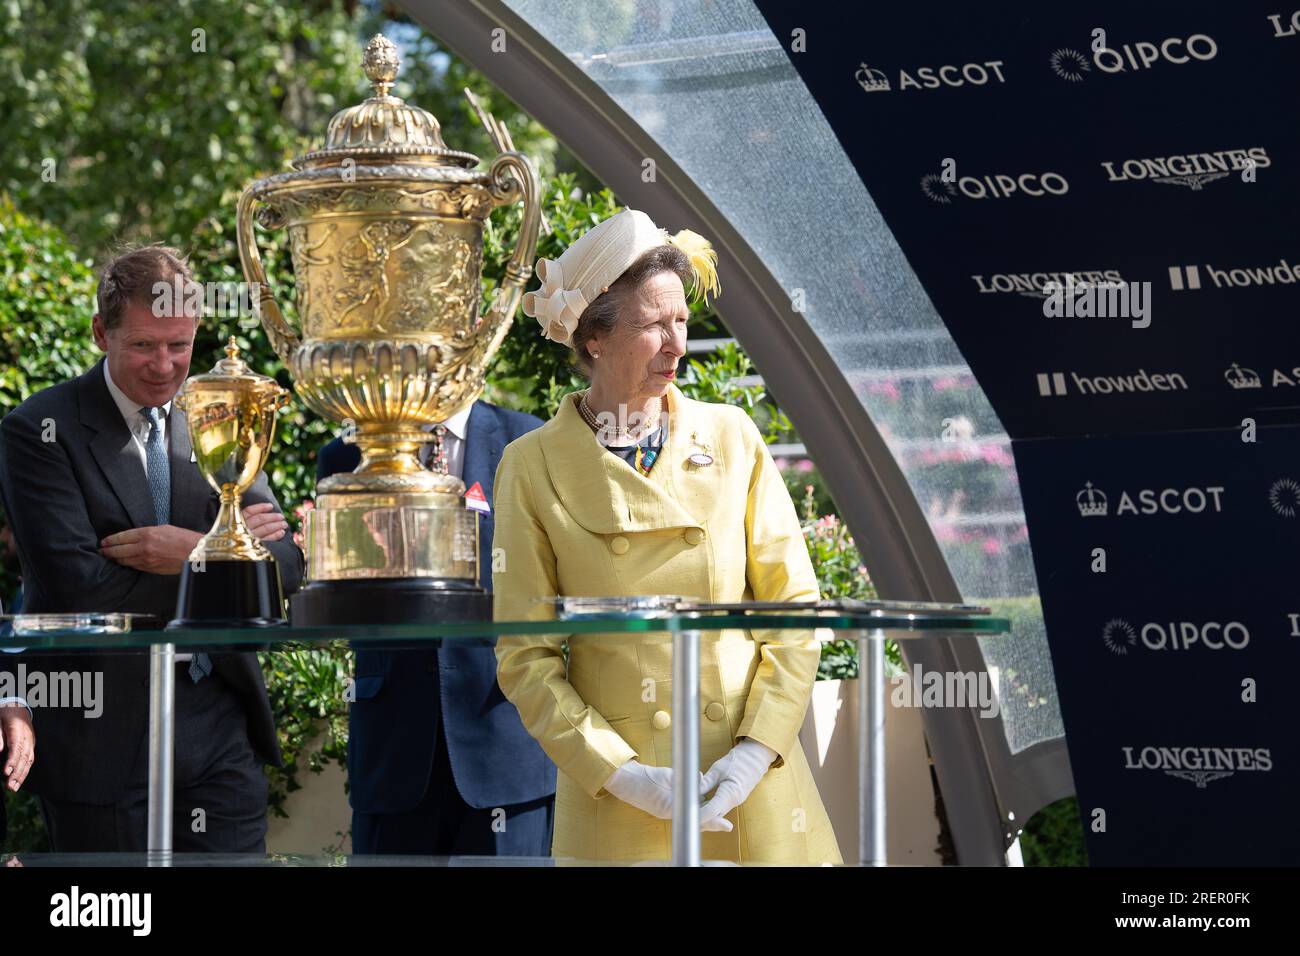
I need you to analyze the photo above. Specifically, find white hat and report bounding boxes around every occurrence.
[522,208,719,347]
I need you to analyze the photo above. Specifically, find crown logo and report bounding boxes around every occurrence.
[1224,363,1261,389]
[855,62,890,93]
[1077,481,1108,517]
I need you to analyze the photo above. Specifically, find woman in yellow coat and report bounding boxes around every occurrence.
[493,209,840,864]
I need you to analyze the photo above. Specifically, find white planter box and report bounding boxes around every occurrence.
[798,677,943,865]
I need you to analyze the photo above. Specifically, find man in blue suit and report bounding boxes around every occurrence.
[316,396,556,856]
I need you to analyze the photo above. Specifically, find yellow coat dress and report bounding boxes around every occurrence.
[492,382,841,864]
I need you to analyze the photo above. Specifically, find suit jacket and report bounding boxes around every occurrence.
[492,382,841,863]
[0,358,304,803]
[317,398,556,812]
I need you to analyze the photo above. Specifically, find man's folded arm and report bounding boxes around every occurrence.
[0,410,166,612]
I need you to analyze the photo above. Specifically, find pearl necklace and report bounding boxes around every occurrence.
[578,391,662,441]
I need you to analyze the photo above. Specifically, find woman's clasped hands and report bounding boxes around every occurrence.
[603,738,779,832]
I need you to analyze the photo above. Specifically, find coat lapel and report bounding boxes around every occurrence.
[538,383,726,534]
[462,400,504,509]
[463,400,502,589]
[80,359,157,529]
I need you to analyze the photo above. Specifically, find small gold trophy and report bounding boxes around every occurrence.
[169,337,291,628]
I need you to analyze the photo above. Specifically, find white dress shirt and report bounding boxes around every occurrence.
[103,361,171,472]
[419,403,473,480]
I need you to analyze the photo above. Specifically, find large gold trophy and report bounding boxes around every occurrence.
[236,35,541,625]
[170,337,291,628]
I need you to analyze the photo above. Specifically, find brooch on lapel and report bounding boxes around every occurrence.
[686,431,713,468]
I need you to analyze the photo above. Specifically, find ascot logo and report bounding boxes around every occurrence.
[1122,745,1272,788]
[1225,363,1262,389]
[971,269,1124,298]
[1049,33,1218,80]
[1101,147,1269,190]
[922,170,1068,202]
[1076,482,1225,517]
[1103,619,1250,653]
[1226,364,1300,389]
[1269,478,1300,517]
[856,59,1007,93]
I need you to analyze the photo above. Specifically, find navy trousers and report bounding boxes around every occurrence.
[351,715,553,857]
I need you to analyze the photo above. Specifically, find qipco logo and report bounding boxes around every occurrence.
[1141,620,1250,651]
[922,167,1069,203]
[1094,33,1218,73]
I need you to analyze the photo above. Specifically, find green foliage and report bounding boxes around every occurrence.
[259,644,352,818]
[0,196,98,419]
[1020,796,1089,866]
[793,484,900,680]
[0,0,364,251]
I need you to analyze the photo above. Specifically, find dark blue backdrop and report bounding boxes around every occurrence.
[756,0,1300,863]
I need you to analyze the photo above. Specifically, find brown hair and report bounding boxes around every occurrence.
[570,244,693,378]
[95,244,197,330]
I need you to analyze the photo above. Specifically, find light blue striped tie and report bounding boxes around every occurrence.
[143,407,210,683]
[142,407,170,525]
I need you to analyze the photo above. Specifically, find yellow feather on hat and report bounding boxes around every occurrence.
[663,228,721,307]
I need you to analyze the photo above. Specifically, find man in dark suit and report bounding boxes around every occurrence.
[0,245,303,853]
[318,396,556,856]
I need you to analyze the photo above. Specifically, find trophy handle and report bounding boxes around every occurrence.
[475,151,543,360]
[236,184,302,366]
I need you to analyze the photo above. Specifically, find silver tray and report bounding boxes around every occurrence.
[542,595,687,620]
[2,613,150,636]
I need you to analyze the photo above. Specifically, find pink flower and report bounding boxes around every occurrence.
[797,459,814,473]
[982,537,1003,555]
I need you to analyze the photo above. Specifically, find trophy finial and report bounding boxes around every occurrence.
[225,335,240,361]
[363,34,400,98]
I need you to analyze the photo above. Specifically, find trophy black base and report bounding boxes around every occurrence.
[289,578,491,627]
[168,558,287,630]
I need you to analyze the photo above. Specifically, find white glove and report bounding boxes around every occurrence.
[604,759,708,820]
[699,739,778,832]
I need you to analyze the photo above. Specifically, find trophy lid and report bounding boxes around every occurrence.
[293,34,480,171]
[176,337,287,406]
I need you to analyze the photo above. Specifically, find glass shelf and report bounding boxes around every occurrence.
[0,609,1010,651]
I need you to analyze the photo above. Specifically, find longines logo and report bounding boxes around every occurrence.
[922,170,1068,202]
[1122,746,1272,788]
[1103,618,1250,653]
[1036,368,1188,397]
[971,270,1124,298]
[1269,478,1300,517]
[1169,258,1300,291]
[856,59,1007,93]
[1050,33,1218,80]
[1076,481,1225,517]
[1268,11,1300,37]
[1100,147,1269,190]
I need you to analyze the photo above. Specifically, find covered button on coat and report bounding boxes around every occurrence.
[493,383,840,864]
